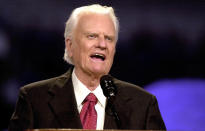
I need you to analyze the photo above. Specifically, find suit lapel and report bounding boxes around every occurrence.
[104,105,118,129]
[48,68,82,128]
[104,78,132,129]
[104,98,128,129]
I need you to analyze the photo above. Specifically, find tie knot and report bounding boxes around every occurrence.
[85,93,97,103]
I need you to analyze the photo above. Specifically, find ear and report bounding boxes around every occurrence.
[65,37,73,58]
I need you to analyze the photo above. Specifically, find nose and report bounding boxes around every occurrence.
[97,36,107,49]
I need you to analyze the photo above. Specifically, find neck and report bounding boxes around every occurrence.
[74,68,101,91]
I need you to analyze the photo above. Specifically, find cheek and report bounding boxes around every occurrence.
[106,47,115,66]
[71,44,83,62]
[79,45,90,62]
[110,46,116,58]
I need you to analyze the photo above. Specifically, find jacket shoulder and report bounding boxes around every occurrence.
[20,69,72,94]
[113,78,154,99]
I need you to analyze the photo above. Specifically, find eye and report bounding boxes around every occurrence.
[87,34,97,39]
[105,36,113,42]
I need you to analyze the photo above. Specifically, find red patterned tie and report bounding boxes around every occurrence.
[80,93,98,129]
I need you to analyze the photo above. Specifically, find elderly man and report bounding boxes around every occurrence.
[9,4,166,131]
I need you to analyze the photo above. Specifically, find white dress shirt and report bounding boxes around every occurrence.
[72,69,106,130]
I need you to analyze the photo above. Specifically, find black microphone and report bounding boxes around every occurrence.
[100,75,121,128]
[100,75,117,100]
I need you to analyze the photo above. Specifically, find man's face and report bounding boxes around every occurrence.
[66,13,116,77]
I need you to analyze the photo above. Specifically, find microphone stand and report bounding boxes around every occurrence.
[107,96,121,129]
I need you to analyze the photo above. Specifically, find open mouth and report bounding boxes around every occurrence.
[90,53,105,61]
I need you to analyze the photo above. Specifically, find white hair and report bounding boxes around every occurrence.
[63,4,119,64]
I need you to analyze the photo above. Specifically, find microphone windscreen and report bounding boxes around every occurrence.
[100,75,116,97]
[100,75,112,84]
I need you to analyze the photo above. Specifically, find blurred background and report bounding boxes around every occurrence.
[0,0,205,130]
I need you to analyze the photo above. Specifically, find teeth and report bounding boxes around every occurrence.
[91,53,105,60]
[95,54,104,57]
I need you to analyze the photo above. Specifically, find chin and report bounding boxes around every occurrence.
[90,68,108,76]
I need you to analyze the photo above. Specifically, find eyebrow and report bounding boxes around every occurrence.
[84,32,115,38]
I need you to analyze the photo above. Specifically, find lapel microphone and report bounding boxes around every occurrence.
[100,75,121,128]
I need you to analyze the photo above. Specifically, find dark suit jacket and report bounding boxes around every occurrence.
[9,67,166,131]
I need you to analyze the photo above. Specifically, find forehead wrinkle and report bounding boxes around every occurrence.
[74,13,116,42]
[81,14,114,29]
[84,31,114,37]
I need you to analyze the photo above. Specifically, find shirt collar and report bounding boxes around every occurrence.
[72,68,106,108]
